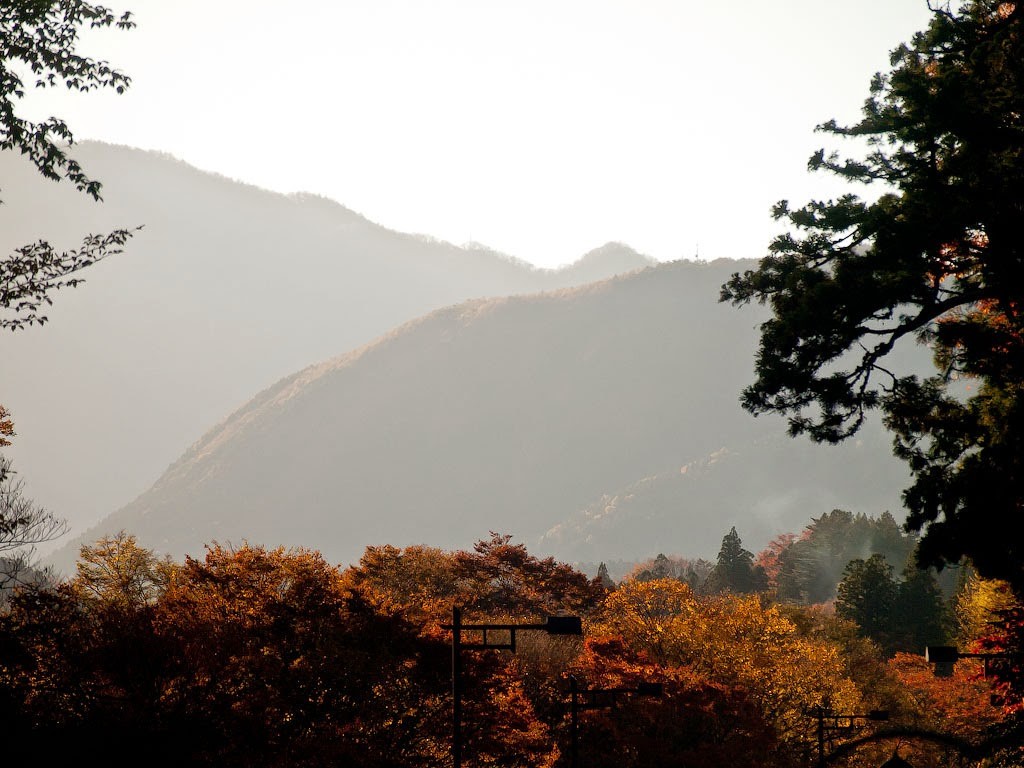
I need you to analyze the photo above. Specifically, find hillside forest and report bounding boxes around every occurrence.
[1,512,1019,767]
[6,1,1024,766]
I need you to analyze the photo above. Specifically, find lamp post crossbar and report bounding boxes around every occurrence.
[440,622,554,653]
[806,706,889,768]
[925,645,1021,678]
[573,688,638,710]
[444,606,582,768]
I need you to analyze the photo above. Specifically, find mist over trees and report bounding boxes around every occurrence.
[42,259,922,573]
[6,1,1024,765]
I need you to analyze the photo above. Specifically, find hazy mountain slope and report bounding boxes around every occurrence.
[49,260,920,571]
[540,427,910,561]
[0,142,653,532]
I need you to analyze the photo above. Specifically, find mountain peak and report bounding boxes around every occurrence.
[567,242,656,276]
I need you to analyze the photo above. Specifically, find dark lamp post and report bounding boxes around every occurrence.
[808,705,890,768]
[442,606,583,768]
[925,645,961,677]
[924,645,960,664]
[544,615,584,635]
[924,645,1016,678]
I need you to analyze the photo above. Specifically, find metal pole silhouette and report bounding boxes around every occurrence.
[570,675,580,768]
[808,705,889,768]
[451,607,463,768]
[925,645,1018,678]
[443,606,582,768]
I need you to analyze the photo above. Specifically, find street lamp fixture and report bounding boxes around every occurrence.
[442,606,583,768]
[924,645,1016,678]
[807,704,889,768]
[567,675,663,768]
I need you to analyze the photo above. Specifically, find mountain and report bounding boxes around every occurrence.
[48,259,922,572]
[0,142,653,534]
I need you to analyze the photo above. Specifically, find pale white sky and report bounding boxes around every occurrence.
[25,0,935,268]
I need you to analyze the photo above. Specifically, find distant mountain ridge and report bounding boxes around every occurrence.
[0,142,654,535]
[48,259,919,572]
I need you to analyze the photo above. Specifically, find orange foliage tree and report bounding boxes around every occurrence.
[563,636,786,768]
[592,578,863,759]
[151,543,453,767]
[1,543,456,766]
[345,534,606,766]
[15,532,978,767]
[886,652,1006,767]
[346,532,606,625]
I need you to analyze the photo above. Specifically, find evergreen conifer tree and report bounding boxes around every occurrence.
[597,562,616,590]
[721,0,1024,591]
[707,527,764,594]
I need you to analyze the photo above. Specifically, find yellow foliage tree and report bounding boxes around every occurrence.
[955,570,1019,646]
[72,531,174,608]
[344,543,460,622]
[593,578,862,750]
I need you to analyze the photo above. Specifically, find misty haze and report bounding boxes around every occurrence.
[4,2,1019,767]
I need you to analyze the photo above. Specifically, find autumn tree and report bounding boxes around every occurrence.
[755,532,797,594]
[721,1,1024,592]
[71,530,173,608]
[347,536,599,764]
[349,537,603,766]
[593,578,862,757]
[780,603,907,722]
[341,542,460,623]
[951,570,1024,749]
[1,1,137,331]
[0,584,106,759]
[564,637,786,768]
[452,532,605,618]
[3,539,566,767]
[592,577,697,664]
[347,533,605,626]
[0,572,191,766]
[154,544,431,766]
[954,570,1017,645]
[887,652,1005,766]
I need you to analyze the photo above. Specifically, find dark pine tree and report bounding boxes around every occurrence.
[707,527,765,595]
[836,554,898,653]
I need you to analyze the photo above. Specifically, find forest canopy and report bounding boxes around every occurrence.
[0,530,1014,767]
